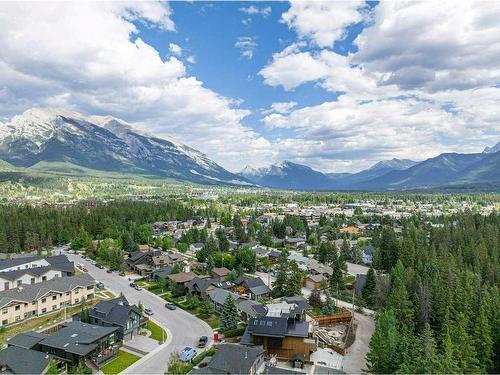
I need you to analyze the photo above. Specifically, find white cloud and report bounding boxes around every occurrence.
[352,1,500,92]
[239,5,272,18]
[235,36,258,59]
[186,55,196,64]
[257,0,500,171]
[263,101,298,115]
[168,43,182,56]
[281,0,366,47]
[0,1,274,171]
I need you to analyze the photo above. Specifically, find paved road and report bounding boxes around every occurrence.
[346,262,369,276]
[63,251,213,375]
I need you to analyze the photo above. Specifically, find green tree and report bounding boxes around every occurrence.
[362,267,377,307]
[272,249,289,297]
[473,302,493,373]
[220,295,239,332]
[323,292,334,315]
[451,313,480,373]
[285,260,302,296]
[199,300,214,319]
[366,310,400,374]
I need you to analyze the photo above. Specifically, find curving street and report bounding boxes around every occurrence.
[61,251,213,375]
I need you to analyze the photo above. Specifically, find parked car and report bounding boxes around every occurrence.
[198,336,208,348]
[129,282,136,288]
[165,302,176,310]
[179,347,197,362]
[82,267,88,272]
[134,285,143,291]
[96,281,104,289]
[144,308,154,316]
[106,269,112,273]
[95,263,104,269]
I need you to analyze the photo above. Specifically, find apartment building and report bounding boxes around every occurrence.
[0,274,95,326]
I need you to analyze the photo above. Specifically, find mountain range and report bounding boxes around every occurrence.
[239,145,500,191]
[0,108,252,186]
[0,108,498,191]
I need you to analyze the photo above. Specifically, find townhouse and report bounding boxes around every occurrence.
[0,274,95,326]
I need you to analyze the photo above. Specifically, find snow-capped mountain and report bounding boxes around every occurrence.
[483,141,500,154]
[368,158,417,171]
[0,108,253,186]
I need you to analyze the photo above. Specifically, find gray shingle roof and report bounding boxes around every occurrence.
[40,321,118,356]
[0,346,51,374]
[0,257,40,271]
[207,288,240,306]
[89,297,141,327]
[193,344,264,374]
[7,332,49,350]
[0,274,94,308]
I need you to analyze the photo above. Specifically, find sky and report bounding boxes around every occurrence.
[0,1,499,173]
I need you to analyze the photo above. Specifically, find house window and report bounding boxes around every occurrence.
[2,309,7,314]
[2,320,7,326]
[32,301,36,305]
[66,292,70,296]
[31,278,35,284]
[52,296,57,301]
[16,280,22,287]
[87,286,93,290]
[42,298,46,303]
[52,305,57,311]
[15,316,21,321]
[4,282,8,290]
[42,276,47,281]
[75,299,79,304]
[41,308,46,314]
[14,305,20,311]
[75,289,79,294]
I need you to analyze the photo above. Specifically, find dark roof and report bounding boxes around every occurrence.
[0,346,51,374]
[282,296,312,315]
[168,272,196,284]
[207,288,240,306]
[152,266,173,278]
[263,366,306,375]
[247,316,287,338]
[0,265,56,281]
[7,332,48,350]
[45,255,74,273]
[362,244,374,255]
[248,284,271,296]
[234,276,266,289]
[236,299,267,318]
[0,257,40,271]
[89,297,141,327]
[194,344,264,374]
[186,277,212,294]
[40,321,118,356]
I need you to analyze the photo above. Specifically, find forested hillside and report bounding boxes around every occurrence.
[366,214,499,373]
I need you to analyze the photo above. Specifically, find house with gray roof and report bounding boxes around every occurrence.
[190,344,265,375]
[0,346,52,374]
[38,321,119,368]
[88,296,142,340]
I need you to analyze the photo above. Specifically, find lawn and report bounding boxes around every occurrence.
[145,320,167,342]
[101,350,140,375]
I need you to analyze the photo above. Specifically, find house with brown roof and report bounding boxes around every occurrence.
[211,267,230,281]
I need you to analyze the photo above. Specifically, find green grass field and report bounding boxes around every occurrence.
[146,320,167,342]
[101,350,140,375]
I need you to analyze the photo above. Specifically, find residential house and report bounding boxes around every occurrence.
[186,277,215,300]
[167,272,197,295]
[304,274,327,291]
[361,244,374,264]
[88,296,142,340]
[233,276,271,301]
[206,288,265,322]
[0,274,95,326]
[0,346,52,374]
[190,343,265,375]
[189,243,204,253]
[211,267,230,281]
[37,321,119,368]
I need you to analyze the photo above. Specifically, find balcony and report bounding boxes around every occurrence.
[91,345,119,367]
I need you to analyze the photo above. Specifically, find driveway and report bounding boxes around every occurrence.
[62,251,213,375]
[346,262,369,276]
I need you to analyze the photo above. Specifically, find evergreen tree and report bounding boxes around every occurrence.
[220,295,239,332]
[323,292,334,315]
[451,313,480,373]
[362,267,376,307]
[417,323,440,373]
[366,310,400,374]
[473,302,494,373]
[272,249,289,297]
[206,255,215,274]
[285,261,302,296]
[439,323,459,374]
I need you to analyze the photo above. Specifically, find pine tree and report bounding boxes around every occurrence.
[452,313,480,373]
[285,260,302,296]
[362,267,376,307]
[272,249,289,297]
[418,323,440,373]
[439,323,459,374]
[206,255,215,274]
[323,292,334,315]
[387,261,414,327]
[473,301,494,373]
[366,310,400,374]
[220,295,239,332]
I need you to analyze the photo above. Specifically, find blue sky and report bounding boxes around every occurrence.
[0,1,498,172]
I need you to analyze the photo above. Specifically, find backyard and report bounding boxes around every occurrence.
[101,350,141,375]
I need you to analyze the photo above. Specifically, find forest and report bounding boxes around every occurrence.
[365,213,499,374]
